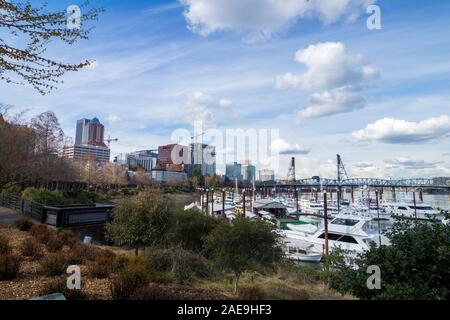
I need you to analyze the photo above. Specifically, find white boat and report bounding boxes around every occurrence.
[282,238,323,263]
[279,213,390,262]
[384,201,443,221]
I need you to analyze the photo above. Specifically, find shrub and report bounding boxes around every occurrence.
[14,218,34,231]
[22,187,65,206]
[30,224,52,244]
[40,277,87,300]
[89,250,116,278]
[238,286,268,300]
[67,243,97,264]
[110,258,150,300]
[46,234,65,253]
[291,290,311,300]
[0,235,11,255]
[56,230,79,247]
[0,182,22,196]
[172,249,214,284]
[131,284,173,300]
[20,237,42,259]
[39,252,67,276]
[112,255,130,272]
[0,254,21,280]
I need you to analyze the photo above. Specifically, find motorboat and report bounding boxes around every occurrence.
[384,201,443,221]
[279,212,390,260]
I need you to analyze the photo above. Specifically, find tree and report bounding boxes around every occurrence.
[204,218,283,294]
[106,188,174,255]
[328,220,450,300]
[0,0,103,94]
[170,210,218,252]
[191,166,204,188]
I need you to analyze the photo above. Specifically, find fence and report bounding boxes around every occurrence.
[0,193,114,228]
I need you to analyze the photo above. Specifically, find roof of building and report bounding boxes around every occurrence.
[253,199,287,210]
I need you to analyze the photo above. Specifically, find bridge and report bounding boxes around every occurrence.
[258,178,449,189]
[257,155,450,190]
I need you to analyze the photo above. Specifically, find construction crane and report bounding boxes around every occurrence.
[105,135,118,147]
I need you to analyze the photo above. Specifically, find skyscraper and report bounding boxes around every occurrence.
[75,117,105,146]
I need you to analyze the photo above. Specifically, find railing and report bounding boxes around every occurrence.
[0,193,114,228]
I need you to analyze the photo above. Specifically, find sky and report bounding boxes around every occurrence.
[1,0,450,179]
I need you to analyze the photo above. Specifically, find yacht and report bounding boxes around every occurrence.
[384,201,443,221]
[279,213,390,262]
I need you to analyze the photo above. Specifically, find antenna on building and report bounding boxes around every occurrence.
[106,135,118,147]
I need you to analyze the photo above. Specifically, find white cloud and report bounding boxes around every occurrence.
[276,42,378,120]
[352,115,450,144]
[270,138,310,155]
[185,91,234,126]
[107,115,122,124]
[180,0,373,41]
[384,158,441,170]
[298,88,366,119]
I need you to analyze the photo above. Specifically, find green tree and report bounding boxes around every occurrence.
[204,218,283,294]
[191,166,204,188]
[328,220,450,300]
[0,0,103,94]
[107,188,174,255]
[170,210,218,252]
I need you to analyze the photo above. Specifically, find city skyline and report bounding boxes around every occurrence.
[1,0,449,179]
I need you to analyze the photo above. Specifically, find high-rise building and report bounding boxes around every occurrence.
[65,117,110,164]
[225,162,243,182]
[128,150,158,173]
[190,143,216,177]
[157,144,189,169]
[241,161,256,182]
[259,169,275,182]
[75,117,105,146]
[63,144,110,163]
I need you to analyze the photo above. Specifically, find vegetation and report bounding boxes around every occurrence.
[107,188,173,255]
[0,254,21,280]
[20,237,42,259]
[110,257,151,300]
[204,218,283,294]
[170,210,218,252]
[0,0,103,94]
[328,220,450,300]
[39,252,68,276]
[90,250,116,279]
[0,234,11,254]
[14,218,34,231]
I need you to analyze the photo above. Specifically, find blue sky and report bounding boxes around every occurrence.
[1,0,449,179]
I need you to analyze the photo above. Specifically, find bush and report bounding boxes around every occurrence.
[40,277,87,300]
[131,284,173,300]
[30,224,52,244]
[89,250,116,278]
[147,247,214,284]
[291,290,311,300]
[0,254,21,280]
[0,235,11,255]
[238,286,268,300]
[20,237,42,259]
[172,249,214,284]
[39,252,67,276]
[22,187,65,206]
[110,258,150,300]
[0,182,22,195]
[66,243,97,264]
[56,230,79,247]
[14,218,34,231]
[46,234,65,253]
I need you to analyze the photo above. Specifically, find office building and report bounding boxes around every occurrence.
[190,143,216,177]
[259,169,275,182]
[63,144,110,164]
[225,162,243,182]
[241,161,256,182]
[75,117,105,146]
